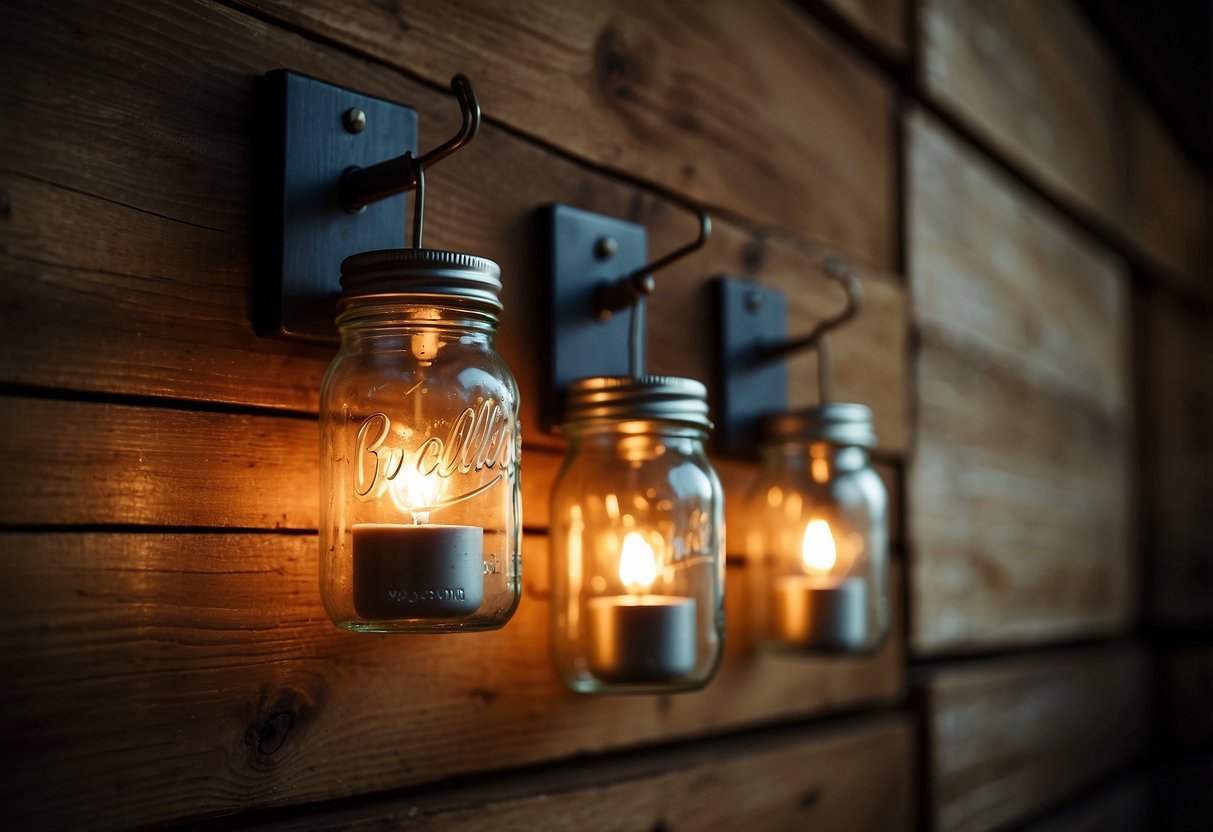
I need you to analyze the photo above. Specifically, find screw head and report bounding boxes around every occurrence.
[744,290,766,313]
[343,107,367,134]
[595,236,619,260]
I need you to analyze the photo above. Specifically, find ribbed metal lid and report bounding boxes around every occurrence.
[339,248,502,314]
[561,375,712,432]
[760,402,876,447]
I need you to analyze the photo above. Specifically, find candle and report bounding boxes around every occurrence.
[352,524,484,619]
[586,532,697,682]
[773,518,868,650]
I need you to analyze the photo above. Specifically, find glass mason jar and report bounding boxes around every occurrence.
[744,403,888,653]
[550,376,725,694]
[319,249,522,633]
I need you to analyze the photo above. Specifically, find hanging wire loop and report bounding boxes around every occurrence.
[596,206,712,318]
[340,74,481,214]
[758,255,862,363]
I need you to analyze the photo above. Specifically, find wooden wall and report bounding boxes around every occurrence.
[911,2,1211,830]
[0,0,1207,829]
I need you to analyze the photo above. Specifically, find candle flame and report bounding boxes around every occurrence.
[801,518,837,573]
[388,464,444,522]
[618,532,657,593]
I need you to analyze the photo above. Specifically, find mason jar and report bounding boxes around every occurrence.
[550,376,725,693]
[319,249,521,633]
[744,403,889,653]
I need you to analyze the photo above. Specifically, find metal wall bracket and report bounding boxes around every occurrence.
[252,70,418,342]
[541,204,648,431]
[714,276,789,453]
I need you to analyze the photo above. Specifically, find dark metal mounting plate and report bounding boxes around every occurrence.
[252,70,418,342]
[715,276,789,454]
[542,204,648,431]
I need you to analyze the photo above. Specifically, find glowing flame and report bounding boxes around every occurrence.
[801,518,838,573]
[388,464,444,522]
[618,532,657,593]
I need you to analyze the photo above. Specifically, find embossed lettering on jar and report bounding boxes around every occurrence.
[319,249,521,633]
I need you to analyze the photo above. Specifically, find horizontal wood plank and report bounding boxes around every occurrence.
[919,0,1125,230]
[0,532,903,829]
[232,0,898,266]
[918,0,1210,287]
[922,644,1148,832]
[816,0,906,58]
[1121,91,1213,291]
[908,109,1130,417]
[244,716,914,831]
[909,337,1133,652]
[0,0,908,452]
[0,397,903,550]
[908,110,1133,653]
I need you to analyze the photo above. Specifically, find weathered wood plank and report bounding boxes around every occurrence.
[0,397,903,549]
[0,533,903,829]
[919,0,1125,226]
[1141,289,1213,628]
[922,644,1148,832]
[232,0,898,266]
[1121,91,1213,292]
[909,337,1133,652]
[0,0,909,452]
[908,111,1133,653]
[919,0,1210,286]
[242,716,914,831]
[816,0,906,58]
[0,397,319,529]
[908,109,1130,417]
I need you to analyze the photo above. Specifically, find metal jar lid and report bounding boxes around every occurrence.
[339,248,503,315]
[760,402,876,447]
[561,375,713,433]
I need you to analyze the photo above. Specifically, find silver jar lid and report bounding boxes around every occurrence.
[561,375,712,433]
[339,248,502,314]
[760,402,876,447]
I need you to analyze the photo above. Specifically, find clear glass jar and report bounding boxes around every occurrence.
[319,249,521,633]
[744,403,888,653]
[551,376,725,693]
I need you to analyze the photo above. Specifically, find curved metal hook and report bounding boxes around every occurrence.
[758,255,863,362]
[341,74,482,212]
[415,74,480,169]
[597,205,712,317]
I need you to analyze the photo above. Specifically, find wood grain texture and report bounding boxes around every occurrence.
[919,0,1124,224]
[908,111,1133,653]
[0,0,908,452]
[1140,289,1213,627]
[232,0,898,267]
[242,716,914,831]
[1121,91,1213,291]
[0,533,903,829]
[918,0,1210,287]
[0,397,904,552]
[817,0,906,58]
[922,644,1148,832]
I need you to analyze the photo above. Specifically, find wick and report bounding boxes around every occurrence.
[411,510,430,525]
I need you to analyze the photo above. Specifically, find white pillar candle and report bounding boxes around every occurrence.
[352,523,484,620]
[586,595,697,683]
[773,575,867,651]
